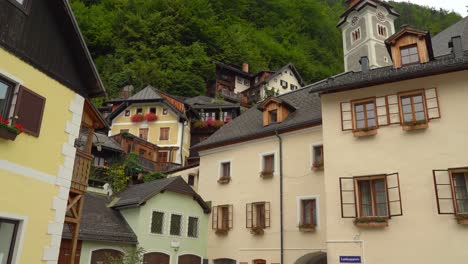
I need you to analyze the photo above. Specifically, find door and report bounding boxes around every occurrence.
[58,239,81,264]
[178,254,201,264]
[90,249,123,264]
[144,252,170,264]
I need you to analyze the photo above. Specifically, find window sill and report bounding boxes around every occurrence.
[312,164,324,171]
[354,218,388,228]
[215,229,229,235]
[260,171,274,178]
[353,129,378,137]
[298,224,316,232]
[457,219,468,225]
[217,177,231,184]
[0,127,19,141]
[250,227,265,235]
[402,122,428,131]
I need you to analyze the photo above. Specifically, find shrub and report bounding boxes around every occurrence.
[143,172,167,182]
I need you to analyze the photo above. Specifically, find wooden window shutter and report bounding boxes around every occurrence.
[265,202,271,228]
[339,177,357,218]
[433,169,455,214]
[14,86,46,136]
[425,88,441,120]
[212,206,218,229]
[386,173,403,217]
[228,204,233,229]
[246,203,252,228]
[340,102,353,131]
[386,94,400,124]
[376,96,389,126]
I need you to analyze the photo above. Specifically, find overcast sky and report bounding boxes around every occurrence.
[391,0,468,17]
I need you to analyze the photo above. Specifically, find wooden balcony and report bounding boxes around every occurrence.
[71,150,93,193]
[138,156,181,173]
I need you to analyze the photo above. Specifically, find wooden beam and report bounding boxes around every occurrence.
[69,194,84,264]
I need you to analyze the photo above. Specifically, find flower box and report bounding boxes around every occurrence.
[312,163,324,171]
[131,114,145,122]
[455,215,468,225]
[353,128,378,137]
[0,116,23,141]
[217,176,231,184]
[298,224,316,232]
[260,171,274,178]
[250,226,264,235]
[402,120,428,131]
[144,113,158,122]
[354,217,388,228]
[0,126,18,141]
[215,228,229,235]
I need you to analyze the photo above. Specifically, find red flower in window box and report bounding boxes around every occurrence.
[144,113,158,122]
[206,117,215,127]
[225,116,232,123]
[0,115,23,141]
[213,120,225,128]
[131,114,145,122]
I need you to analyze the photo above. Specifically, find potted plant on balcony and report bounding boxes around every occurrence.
[298,223,316,232]
[250,226,265,235]
[354,217,388,228]
[455,214,468,225]
[402,120,428,131]
[131,114,145,122]
[0,116,23,141]
[144,112,158,122]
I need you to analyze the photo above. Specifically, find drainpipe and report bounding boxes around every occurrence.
[275,128,284,264]
[180,120,185,165]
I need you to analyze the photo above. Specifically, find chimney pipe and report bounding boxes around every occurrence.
[242,63,249,73]
[359,56,369,73]
[449,36,463,59]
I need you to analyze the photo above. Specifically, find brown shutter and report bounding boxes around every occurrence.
[339,177,357,218]
[246,203,252,228]
[376,96,389,126]
[14,86,46,137]
[212,206,218,229]
[425,88,441,120]
[386,94,400,124]
[340,102,353,131]
[228,204,233,229]
[386,173,403,217]
[265,202,270,228]
[433,169,455,214]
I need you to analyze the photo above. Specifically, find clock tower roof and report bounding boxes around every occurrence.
[338,0,399,28]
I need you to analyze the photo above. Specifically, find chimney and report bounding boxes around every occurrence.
[449,36,463,59]
[242,63,249,73]
[346,0,361,8]
[359,56,369,73]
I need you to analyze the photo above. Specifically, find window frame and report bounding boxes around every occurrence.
[149,107,156,114]
[377,24,387,38]
[400,44,420,66]
[157,151,169,163]
[269,109,278,124]
[262,154,275,173]
[300,199,317,227]
[351,27,361,44]
[136,108,143,115]
[246,202,271,229]
[351,97,379,131]
[212,204,233,231]
[355,175,390,218]
[0,217,20,264]
[169,213,183,237]
[448,168,468,215]
[312,145,324,169]
[162,108,169,115]
[187,216,199,238]
[220,161,232,179]
[124,110,130,117]
[398,89,428,125]
[139,128,149,140]
[159,127,170,140]
[0,77,14,119]
[149,210,165,235]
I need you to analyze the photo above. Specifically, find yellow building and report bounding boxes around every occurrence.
[0,0,105,263]
[105,86,191,165]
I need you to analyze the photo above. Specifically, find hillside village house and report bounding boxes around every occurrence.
[195,0,468,263]
[62,177,210,264]
[0,0,106,263]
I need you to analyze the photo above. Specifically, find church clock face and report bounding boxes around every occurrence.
[351,16,359,26]
[377,11,386,22]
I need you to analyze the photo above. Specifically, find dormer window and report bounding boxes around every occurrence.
[351,28,361,43]
[400,45,419,66]
[269,110,277,124]
[259,97,296,126]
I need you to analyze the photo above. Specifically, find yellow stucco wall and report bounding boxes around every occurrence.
[198,127,326,263]
[0,48,79,263]
[321,70,468,264]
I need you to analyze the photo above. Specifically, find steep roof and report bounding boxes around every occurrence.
[258,63,305,86]
[111,177,210,213]
[93,132,123,152]
[185,96,239,109]
[193,88,322,151]
[338,0,400,27]
[432,17,468,57]
[214,60,253,78]
[62,192,137,244]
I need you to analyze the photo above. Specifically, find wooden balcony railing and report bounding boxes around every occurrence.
[138,156,181,173]
[71,150,93,193]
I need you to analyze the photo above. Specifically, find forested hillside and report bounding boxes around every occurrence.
[71,0,461,98]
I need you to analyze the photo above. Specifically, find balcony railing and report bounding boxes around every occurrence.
[218,88,241,102]
[138,156,181,173]
[71,150,93,193]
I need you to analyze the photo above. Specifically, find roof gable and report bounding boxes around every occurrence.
[432,17,468,57]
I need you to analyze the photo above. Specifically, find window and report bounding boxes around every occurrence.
[300,199,317,227]
[246,202,270,229]
[357,178,388,217]
[351,28,361,43]
[290,84,298,91]
[262,154,274,174]
[280,80,288,88]
[312,145,324,168]
[377,24,387,37]
[151,211,165,234]
[352,99,377,130]
[244,79,249,86]
[159,127,169,140]
[139,149,146,157]
[434,169,468,215]
[0,218,19,264]
[93,156,105,167]
[150,107,156,114]
[400,92,426,124]
[139,128,148,140]
[400,44,419,65]
[188,174,195,186]
[212,205,233,232]
[12,86,46,137]
[162,108,169,115]
[170,214,182,236]
[136,108,143,114]
[452,172,468,214]
[269,110,278,124]
[187,217,199,238]
[124,110,130,117]
[220,162,231,179]
[157,151,169,162]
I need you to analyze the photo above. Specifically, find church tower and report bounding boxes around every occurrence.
[338,0,399,72]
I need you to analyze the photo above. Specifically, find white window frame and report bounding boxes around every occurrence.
[218,159,233,179]
[0,212,27,264]
[149,209,166,236]
[296,195,320,229]
[258,151,278,176]
[186,215,200,239]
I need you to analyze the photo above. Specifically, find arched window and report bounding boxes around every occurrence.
[377,24,387,37]
[178,254,202,264]
[351,28,361,43]
[214,258,236,264]
[144,252,170,264]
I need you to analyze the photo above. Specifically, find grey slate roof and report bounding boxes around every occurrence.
[432,17,468,57]
[107,85,163,103]
[111,176,210,213]
[259,63,304,86]
[193,88,322,150]
[185,96,239,109]
[62,192,137,244]
[93,132,123,152]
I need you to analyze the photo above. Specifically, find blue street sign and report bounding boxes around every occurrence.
[340,256,362,263]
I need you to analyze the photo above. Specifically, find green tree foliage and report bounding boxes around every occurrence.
[106,164,129,193]
[143,172,167,182]
[71,0,461,100]
[108,246,145,264]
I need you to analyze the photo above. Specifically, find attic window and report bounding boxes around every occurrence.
[401,45,419,65]
[269,110,278,124]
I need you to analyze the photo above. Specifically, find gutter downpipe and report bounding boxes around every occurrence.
[275,128,284,264]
